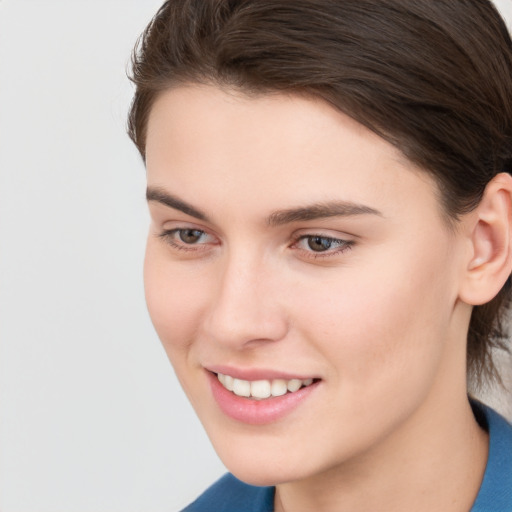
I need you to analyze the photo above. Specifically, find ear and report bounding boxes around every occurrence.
[459,173,512,306]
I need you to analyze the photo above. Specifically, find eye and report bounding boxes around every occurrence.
[158,227,217,251]
[305,236,337,252]
[293,234,354,257]
[176,228,206,244]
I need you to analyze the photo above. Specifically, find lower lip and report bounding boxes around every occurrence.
[208,372,320,425]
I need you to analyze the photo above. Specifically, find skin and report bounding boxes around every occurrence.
[143,85,507,512]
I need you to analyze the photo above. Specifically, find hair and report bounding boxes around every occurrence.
[128,0,512,386]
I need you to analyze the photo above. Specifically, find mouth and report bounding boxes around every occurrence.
[208,370,321,424]
[216,372,318,400]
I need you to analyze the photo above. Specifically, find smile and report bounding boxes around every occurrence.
[217,373,315,400]
[210,371,321,424]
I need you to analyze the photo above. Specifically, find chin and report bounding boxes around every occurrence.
[222,459,306,487]
[205,426,333,488]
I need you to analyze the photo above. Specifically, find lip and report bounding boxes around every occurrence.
[207,370,320,425]
[206,364,316,381]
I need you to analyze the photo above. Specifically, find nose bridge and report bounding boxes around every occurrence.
[204,246,287,347]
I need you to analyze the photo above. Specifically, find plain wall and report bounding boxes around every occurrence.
[0,1,511,511]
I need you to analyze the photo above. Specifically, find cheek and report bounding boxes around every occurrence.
[289,242,456,402]
[143,240,208,357]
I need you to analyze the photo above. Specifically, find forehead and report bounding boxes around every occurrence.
[145,85,443,224]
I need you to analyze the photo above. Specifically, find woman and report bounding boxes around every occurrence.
[128,1,512,510]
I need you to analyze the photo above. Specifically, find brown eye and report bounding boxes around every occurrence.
[178,229,205,244]
[307,236,334,252]
[293,234,354,258]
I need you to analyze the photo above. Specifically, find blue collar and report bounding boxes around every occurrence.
[470,400,512,511]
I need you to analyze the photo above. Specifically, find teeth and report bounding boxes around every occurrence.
[271,379,288,397]
[251,380,271,399]
[217,373,315,399]
[232,378,251,397]
[224,374,234,391]
[287,379,302,392]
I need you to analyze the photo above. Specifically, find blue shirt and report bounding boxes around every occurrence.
[182,402,512,511]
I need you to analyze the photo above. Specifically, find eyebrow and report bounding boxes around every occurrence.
[146,187,208,221]
[267,201,382,226]
[146,186,382,225]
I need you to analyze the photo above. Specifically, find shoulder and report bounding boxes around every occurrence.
[181,473,275,512]
[471,401,512,511]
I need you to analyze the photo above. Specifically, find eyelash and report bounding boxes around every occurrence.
[158,228,215,252]
[291,234,355,259]
[158,228,354,259]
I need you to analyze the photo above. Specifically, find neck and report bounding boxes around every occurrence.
[275,390,488,512]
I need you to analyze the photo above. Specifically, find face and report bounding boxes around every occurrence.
[144,85,470,486]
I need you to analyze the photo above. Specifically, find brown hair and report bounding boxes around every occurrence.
[128,0,512,385]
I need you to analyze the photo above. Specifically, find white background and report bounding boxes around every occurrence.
[0,1,511,511]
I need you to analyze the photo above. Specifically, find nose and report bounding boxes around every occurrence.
[202,250,289,349]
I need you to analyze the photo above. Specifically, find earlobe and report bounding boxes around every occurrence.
[459,173,512,306]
